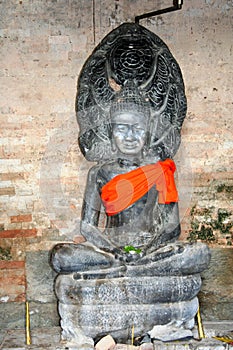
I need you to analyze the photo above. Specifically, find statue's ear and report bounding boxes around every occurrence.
[111,138,117,153]
[139,129,150,157]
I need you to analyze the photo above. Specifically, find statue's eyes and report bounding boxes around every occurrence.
[113,123,145,134]
[133,124,144,131]
[114,124,128,132]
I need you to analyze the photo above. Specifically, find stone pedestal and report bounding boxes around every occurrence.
[55,274,202,345]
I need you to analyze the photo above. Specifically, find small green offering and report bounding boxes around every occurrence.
[124,245,141,254]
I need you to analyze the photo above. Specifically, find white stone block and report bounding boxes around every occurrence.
[95,335,116,350]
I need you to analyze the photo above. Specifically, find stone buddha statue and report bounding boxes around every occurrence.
[50,23,210,348]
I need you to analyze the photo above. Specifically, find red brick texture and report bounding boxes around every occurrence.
[10,214,32,223]
[0,229,37,239]
[0,261,26,302]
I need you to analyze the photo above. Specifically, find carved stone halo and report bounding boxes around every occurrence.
[76,23,187,162]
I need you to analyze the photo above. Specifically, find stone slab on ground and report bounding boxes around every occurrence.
[0,323,232,349]
[153,339,231,349]
[0,328,62,350]
[0,301,59,330]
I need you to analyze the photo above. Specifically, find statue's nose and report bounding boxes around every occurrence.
[125,127,135,140]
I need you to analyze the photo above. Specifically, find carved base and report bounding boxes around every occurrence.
[55,275,200,345]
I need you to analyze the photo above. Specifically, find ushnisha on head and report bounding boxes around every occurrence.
[110,80,151,157]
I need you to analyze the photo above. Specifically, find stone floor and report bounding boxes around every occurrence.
[0,322,233,350]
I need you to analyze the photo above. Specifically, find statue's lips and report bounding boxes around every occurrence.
[122,142,139,149]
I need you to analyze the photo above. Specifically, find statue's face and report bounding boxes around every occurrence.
[112,112,148,156]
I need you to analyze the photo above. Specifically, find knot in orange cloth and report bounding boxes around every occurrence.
[101,159,178,216]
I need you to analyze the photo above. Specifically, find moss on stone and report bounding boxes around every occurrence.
[188,206,233,245]
[0,246,12,260]
[216,183,233,193]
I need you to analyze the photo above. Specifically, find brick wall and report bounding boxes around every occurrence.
[0,0,232,328]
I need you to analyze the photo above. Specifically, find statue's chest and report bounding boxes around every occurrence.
[97,164,137,189]
[97,163,158,214]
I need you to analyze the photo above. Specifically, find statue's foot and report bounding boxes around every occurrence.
[60,319,95,349]
[73,264,127,280]
[184,317,195,329]
[142,243,183,263]
[127,241,211,277]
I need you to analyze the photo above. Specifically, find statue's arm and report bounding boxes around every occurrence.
[80,165,120,252]
[140,202,181,256]
[163,202,180,239]
[81,165,101,228]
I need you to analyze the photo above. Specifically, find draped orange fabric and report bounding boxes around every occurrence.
[101,159,178,216]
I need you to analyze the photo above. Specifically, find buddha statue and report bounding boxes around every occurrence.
[50,23,210,348]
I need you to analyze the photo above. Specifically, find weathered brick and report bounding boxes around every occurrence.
[0,172,26,181]
[48,35,70,45]
[14,293,26,302]
[10,214,32,223]
[0,275,26,286]
[0,228,37,238]
[0,283,25,295]
[0,146,4,157]
[0,269,25,279]
[0,261,25,269]
[0,187,15,196]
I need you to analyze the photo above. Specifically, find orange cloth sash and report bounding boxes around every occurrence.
[101,159,178,216]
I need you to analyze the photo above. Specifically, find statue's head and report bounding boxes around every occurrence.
[110,80,151,158]
[76,23,187,162]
